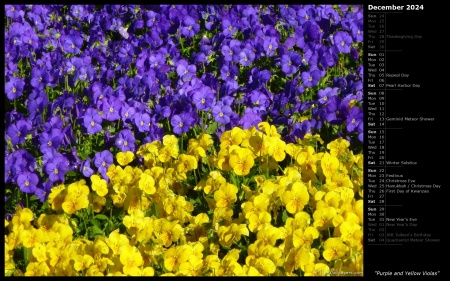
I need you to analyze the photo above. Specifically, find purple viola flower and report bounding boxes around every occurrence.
[171,112,193,135]
[83,108,103,134]
[94,150,114,179]
[350,19,363,43]
[212,104,233,124]
[38,180,53,203]
[39,128,63,154]
[222,18,238,37]
[146,10,160,28]
[101,97,122,122]
[70,5,85,19]
[239,47,255,67]
[240,108,262,130]
[318,87,339,105]
[120,103,136,122]
[248,90,269,110]
[43,116,63,132]
[247,68,271,91]
[62,32,84,54]
[30,67,52,90]
[181,16,200,38]
[45,157,68,183]
[176,59,197,83]
[115,129,136,152]
[221,40,241,63]
[80,157,94,178]
[350,47,359,61]
[17,172,39,194]
[357,122,364,143]
[346,107,363,133]
[281,51,301,76]
[27,89,48,121]
[263,37,278,57]
[333,31,353,54]
[322,96,349,125]
[7,119,32,146]
[5,77,25,100]
[192,86,215,111]
[134,112,151,133]
[220,63,239,82]
[301,70,321,88]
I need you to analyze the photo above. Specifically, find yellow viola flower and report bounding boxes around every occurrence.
[327,138,350,157]
[32,242,47,262]
[47,184,67,211]
[214,183,238,208]
[220,127,245,150]
[255,225,282,247]
[91,174,108,197]
[242,193,269,219]
[120,245,144,275]
[176,154,198,174]
[178,258,203,276]
[138,173,156,195]
[117,151,135,166]
[292,226,319,248]
[325,172,353,192]
[248,133,270,157]
[322,238,349,262]
[320,152,340,179]
[159,220,183,247]
[162,135,179,158]
[301,133,324,146]
[67,179,90,197]
[285,143,302,160]
[248,212,271,232]
[258,122,281,138]
[294,246,315,272]
[199,133,214,149]
[164,245,190,272]
[25,261,50,276]
[313,206,337,230]
[218,223,249,248]
[268,138,286,162]
[123,186,142,213]
[62,193,89,215]
[85,265,104,276]
[203,171,226,195]
[282,181,309,214]
[303,263,330,276]
[73,254,95,272]
[123,209,145,230]
[91,193,107,213]
[187,138,206,158]
[106,229,130,256]
[229,147,254,176]
[254,257,276,275]
[340,221,362,247]
[217,149,232,172]
[157,146,171,163]
[141,267,155,276]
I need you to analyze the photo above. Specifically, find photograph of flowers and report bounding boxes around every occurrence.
[4,4,363,276]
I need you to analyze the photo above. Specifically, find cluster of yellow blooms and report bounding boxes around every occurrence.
[5,122,363,276]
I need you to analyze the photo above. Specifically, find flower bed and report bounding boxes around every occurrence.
[4,4,364,276]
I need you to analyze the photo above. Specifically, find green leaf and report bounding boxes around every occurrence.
[88,225,104,239]
[94,214,109,221]
[65,170,78,179]
[90,219,101,228]
[282,209,288,223]
[206,122,218,134]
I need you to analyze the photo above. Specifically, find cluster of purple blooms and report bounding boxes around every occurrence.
[4,5,363,203]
